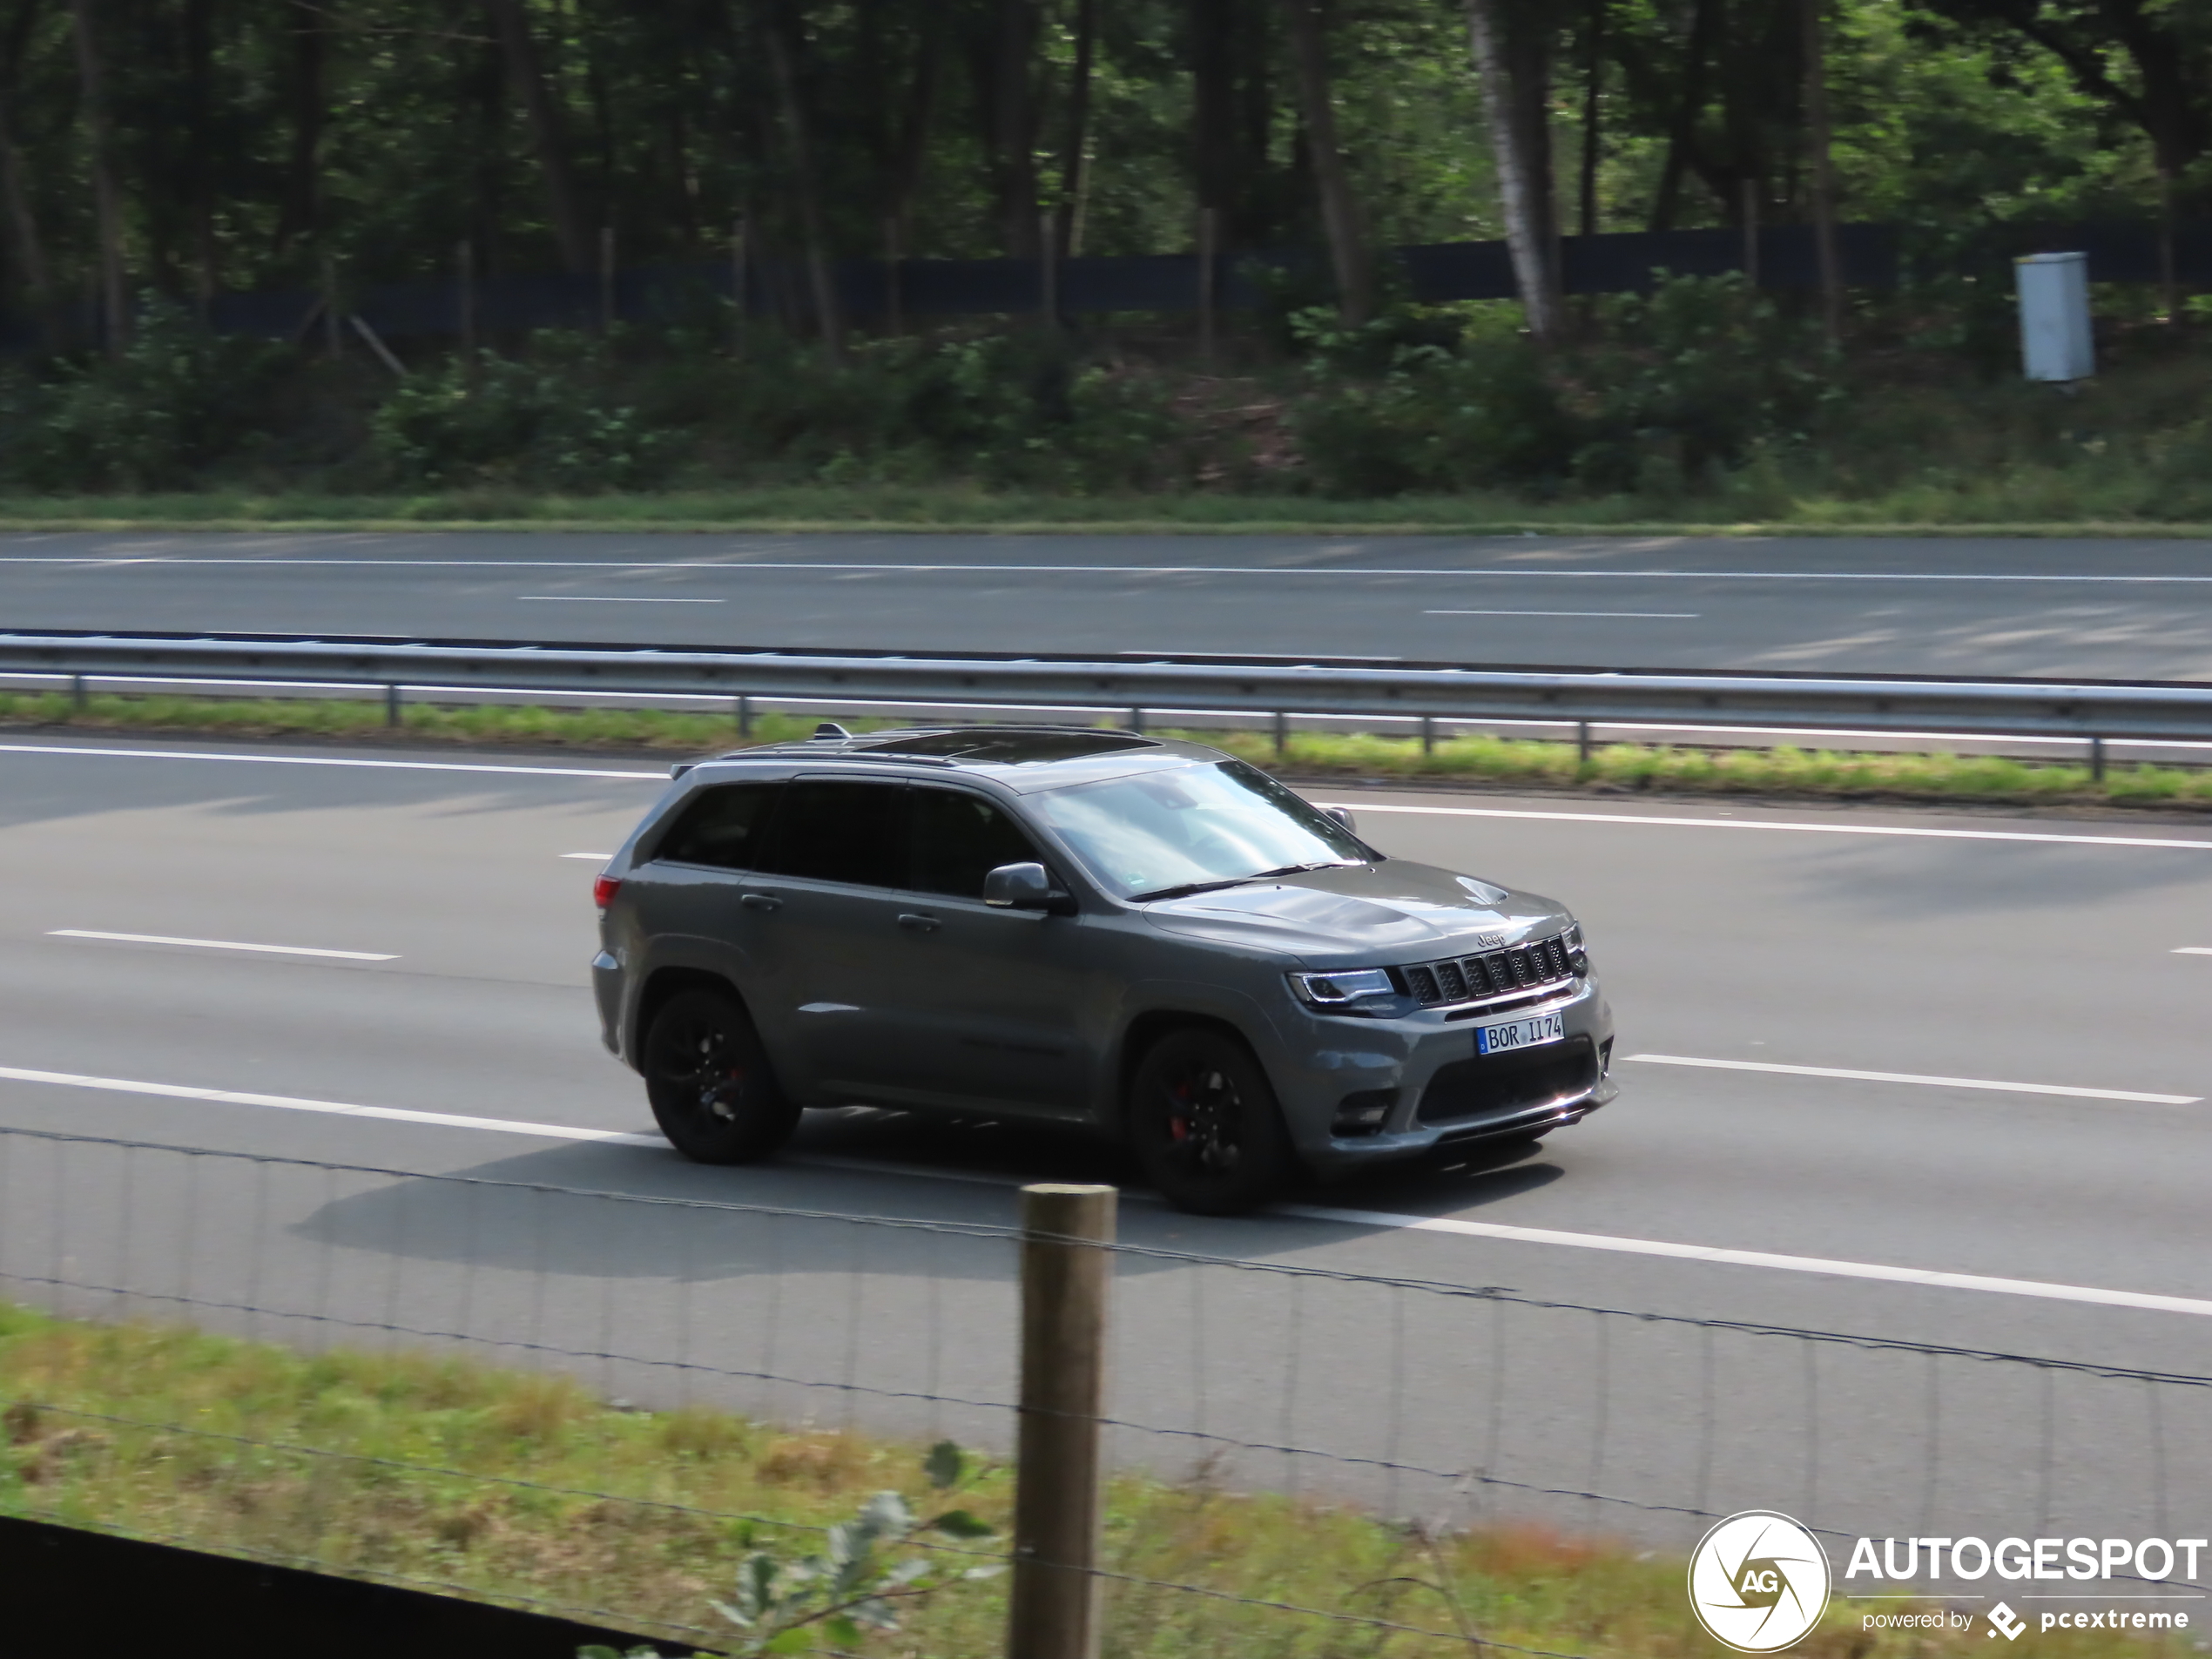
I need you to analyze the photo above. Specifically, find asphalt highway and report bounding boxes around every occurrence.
[0,734,2207,1575]
[8,529,2212,678]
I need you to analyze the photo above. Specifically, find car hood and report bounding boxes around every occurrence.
[1139,860,1568,962]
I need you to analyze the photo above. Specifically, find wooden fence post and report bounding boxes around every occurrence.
[1008,1183,1115,1659]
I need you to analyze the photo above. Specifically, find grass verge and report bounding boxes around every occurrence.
[0,487,2209,536]
[5,689,2209,813]
[2,1304,2180,1659]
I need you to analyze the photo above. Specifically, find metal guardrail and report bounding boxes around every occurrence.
[5,628,2212,746]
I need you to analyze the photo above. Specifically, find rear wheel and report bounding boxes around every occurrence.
[1128,1028,1296,1216]
[642,988,799,1163]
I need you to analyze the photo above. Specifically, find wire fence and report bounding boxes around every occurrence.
[1,1123,2206,1651]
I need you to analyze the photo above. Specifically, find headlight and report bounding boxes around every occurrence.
[1565,921,1589,975]
[1289,968,1397,1008]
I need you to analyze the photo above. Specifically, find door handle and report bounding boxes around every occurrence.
[896,913,941,933]
[740,892,782,912]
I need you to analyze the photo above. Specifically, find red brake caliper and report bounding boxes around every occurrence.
[1169,1079,1190,1143]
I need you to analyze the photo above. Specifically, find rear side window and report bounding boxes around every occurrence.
[653,781,783,870]
[752,779,908,887]
[910,787,1042,899]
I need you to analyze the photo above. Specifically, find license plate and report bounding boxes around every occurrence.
[1476,1012,1566,1055]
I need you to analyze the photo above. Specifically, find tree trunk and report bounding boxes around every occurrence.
[1649,0,1715,233]
[885,24,940,246]
[66,0,127,349]
[1467,0,1559,341]
[273,10,323,257]
[763,5,842,355]
[0,84,49,304]
[185,0,218,309]
[1056,0,1096,257]
[1577,0,1603,239]
[1190,0,1236,228]
[482,0,590,274]
[1798,0,1841,347]
[0,0,51,308]
[990,0,1042,257]
[1280,0,1371,323]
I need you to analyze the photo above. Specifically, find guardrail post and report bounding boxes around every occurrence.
[1008,1182,1115,1659]
[1126,706,1143,735]
[2090,735,2106,781]
[1272,711,1287,757]
[1420,715,1434,755]
[384,684,401,728]
[71,673,87,712]
[736,694,752,738]
[1577,720,1593,763]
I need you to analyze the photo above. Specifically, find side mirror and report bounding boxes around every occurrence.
[1322,806,1357,833]
[983,861,1069,913]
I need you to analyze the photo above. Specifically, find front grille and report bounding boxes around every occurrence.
[1400,933,1575,1008]
[1417,1036,1598,1125]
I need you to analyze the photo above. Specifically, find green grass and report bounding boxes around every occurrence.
[3,1304,2182,1659]
[4,690,2205,813]
[0,484,2209,535]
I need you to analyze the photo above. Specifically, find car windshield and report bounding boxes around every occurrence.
[1028,759,1372,900]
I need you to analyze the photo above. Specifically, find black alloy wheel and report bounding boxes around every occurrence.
[1128,1028,1296,1216]
[642,987,800,1164]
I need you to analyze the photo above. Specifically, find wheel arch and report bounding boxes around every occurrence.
[632,965,745,1056]
[1114,1009,1266,1133]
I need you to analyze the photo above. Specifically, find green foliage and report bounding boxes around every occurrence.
[683,331,1190,493]
[369,334,668,490]
[1290,277,1838,498]
[0,307,288,491]
[572,1443,1000,1659]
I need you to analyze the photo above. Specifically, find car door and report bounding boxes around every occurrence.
[873,784,1096,1116]
[743,777,916,1101]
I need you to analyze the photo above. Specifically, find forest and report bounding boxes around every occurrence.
[0,0,2207,513]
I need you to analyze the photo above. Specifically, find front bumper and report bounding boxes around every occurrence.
[1274,974,1615,1177]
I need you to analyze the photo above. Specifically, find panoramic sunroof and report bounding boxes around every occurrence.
[864,729,1160,764]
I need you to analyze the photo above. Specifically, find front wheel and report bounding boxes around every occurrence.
[1128,1028,1296,1216]
[642,988,799,1163]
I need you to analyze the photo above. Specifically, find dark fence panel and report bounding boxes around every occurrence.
[5,219,2197,352]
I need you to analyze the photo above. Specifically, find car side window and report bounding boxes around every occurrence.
[652,781,783,870]
[751,779,909,888]
[909,786,1043,899]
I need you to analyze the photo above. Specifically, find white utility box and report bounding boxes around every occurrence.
[2016,252,2094,381]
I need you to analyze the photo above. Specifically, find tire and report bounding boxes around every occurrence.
[1127,1027,1297,1216]
[642,987,800,1164]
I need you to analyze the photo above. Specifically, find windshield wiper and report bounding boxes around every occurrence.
[1134,862,1356,902]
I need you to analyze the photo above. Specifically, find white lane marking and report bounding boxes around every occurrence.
[1321,799,2212,852]
[48,930,398,961]
[0,1065,663,1147]
[0,742,663,779]
[561,852,616,860]
[7,556,2212,583]
[1622,1052,2198,1105]
[1424,609,1701,618]
[2175,948,2212,955]
[3,1062,2208,1320]
[1274,1203,2212,1319]
[518,595,725,604]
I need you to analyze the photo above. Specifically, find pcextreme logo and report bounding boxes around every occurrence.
[1688,1511,1834,1653]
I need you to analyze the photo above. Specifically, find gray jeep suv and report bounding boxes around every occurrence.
[591,725,1616,1214]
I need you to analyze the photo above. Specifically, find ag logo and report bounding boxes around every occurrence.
[1688,1510,1832,1652]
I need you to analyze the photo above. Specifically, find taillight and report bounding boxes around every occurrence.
[593,874,622,909]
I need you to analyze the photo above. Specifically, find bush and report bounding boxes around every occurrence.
[369,333,668,489]
[0,304,288,490]
[1286,275,1840,498]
